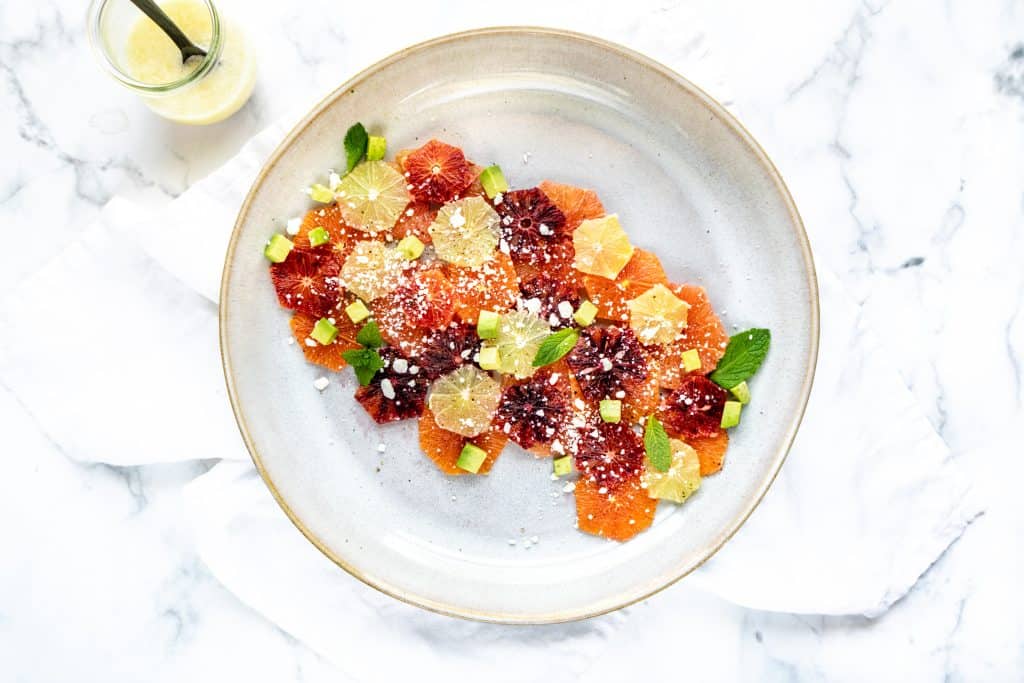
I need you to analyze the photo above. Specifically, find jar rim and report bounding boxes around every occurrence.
[86,0,224,94]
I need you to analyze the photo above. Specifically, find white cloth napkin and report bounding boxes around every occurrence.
[0,87,980,683]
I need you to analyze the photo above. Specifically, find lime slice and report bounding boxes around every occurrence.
[495,310,551,379]
[428,365,502,438]
[429,196,500,268]
[336,160,411,234]
[341,240,409,302]
[643,439,701,503]
[626,283,691,345]
[572,214,634,279]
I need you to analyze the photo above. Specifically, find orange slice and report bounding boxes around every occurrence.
[687,430,729,476]
[538,180,605,231]
[575,475,657,541]
[444,252,519,324]
[288,311,361,371]
[620,370,661,425]
[418,408,507,475]
[572,214,634,279]
[649,284,729,390]
[581,248,669,323]
[293,204,370,261]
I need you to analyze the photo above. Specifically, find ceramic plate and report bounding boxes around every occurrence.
[221,28,818,623]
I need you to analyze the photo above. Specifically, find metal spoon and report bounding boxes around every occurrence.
[128,0,207,62]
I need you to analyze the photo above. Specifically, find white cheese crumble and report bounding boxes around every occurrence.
[285,217,302,236]
[313,377,330,391]
[557,301,573,318]
[380,379,396,400]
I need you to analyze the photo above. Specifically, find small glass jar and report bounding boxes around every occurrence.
[87,0,257,125]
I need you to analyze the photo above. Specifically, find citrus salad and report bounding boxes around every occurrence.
[263,123,770,542]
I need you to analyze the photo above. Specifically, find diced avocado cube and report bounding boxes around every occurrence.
[345,300,371,324]
[396,235,425,260]
[730,381,751,405]
[307,226,330,247]
[681,348,702,373]
[457,443,488,473]
[599,399,622,423]
[573,300,598,327]
[553,455,573,477]
[309,183,334,203]
[311,318,338,345]
[478,345,501,370]
[264,234,294,263]
[366,135,387,161]
[720,400,742,429]
[476,310,500,339]
[478,164,509,199]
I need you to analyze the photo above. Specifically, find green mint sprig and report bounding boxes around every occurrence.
[355,320,383,348]
[709,328,771,390]
[343,122,369,174]
[644,415,671,473]
[532,328,580,367]
[341,348,385,386]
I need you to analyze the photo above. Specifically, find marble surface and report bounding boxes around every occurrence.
[1,0,1022,680]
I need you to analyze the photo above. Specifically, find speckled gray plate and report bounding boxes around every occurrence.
[221,27,818,624]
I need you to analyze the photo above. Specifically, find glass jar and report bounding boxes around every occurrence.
[87,0,257,125]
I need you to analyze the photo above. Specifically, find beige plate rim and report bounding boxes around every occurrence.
[219,26,820,625]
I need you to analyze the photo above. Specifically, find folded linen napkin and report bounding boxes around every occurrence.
[0,75,980,683]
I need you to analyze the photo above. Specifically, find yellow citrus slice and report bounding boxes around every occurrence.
[495,309,551,379]
[572,214,634,279]
[626,283,690,345]
[336,160,411,234]
[427,365,503,438]
[643,439,701,503]
[429,196,500,268]
[340,239,410,302]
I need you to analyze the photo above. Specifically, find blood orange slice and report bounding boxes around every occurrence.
[270,246,342,317]
[403,140,475,204]
[575,474,656,541]
[391,201,437,245]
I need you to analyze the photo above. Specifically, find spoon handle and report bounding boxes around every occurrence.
[127,0,207,60]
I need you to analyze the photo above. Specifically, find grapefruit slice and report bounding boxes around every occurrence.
[572,214,633,279]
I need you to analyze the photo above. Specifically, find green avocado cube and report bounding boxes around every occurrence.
[309,183,334,203]
[311,318,338,345]
[397,235,425,260]
[730,381,751,405]
[264,234,294,263]
[366,135,387,161]
[553,456,573,477]
[478,165,509,199]
[307,226,330,247]
[345,300,371,324]
[573,300,598,327]
[599,399,622,423]
[457,443,488,473]
[476,310,501,340]
[720,400,742,429]
[478,345,501,370]
[681,348,702,373]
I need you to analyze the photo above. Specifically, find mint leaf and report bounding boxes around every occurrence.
[709,328,771,390]
[343,122,369,174]
[644,415,671,473]
[341,348,385,386]
[532,328,580,367]
[356,320,383,348]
